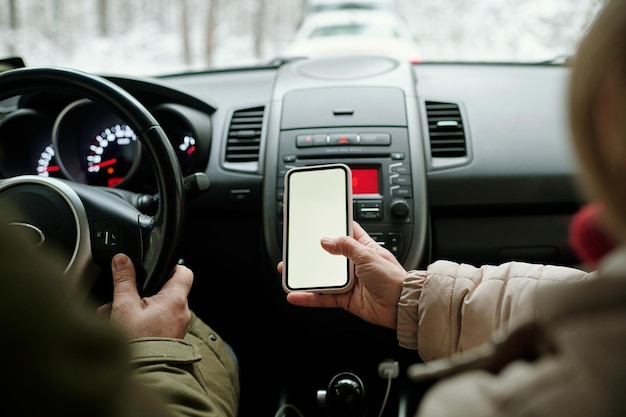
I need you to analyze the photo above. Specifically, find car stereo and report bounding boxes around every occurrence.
[275,126,414,262]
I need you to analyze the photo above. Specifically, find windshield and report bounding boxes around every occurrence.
[0,0,605,76]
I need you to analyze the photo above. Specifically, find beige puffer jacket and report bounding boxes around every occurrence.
[396,249,626,416]
[397,260,593,361]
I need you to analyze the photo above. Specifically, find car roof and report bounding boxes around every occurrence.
[284,9,421,63]
[304,0,396,13]
[294,9,414,41]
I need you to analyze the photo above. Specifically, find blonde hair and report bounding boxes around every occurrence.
[569,0,626,241]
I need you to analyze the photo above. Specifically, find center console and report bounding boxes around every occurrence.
[263,56,429,271]
[260,55,430,417]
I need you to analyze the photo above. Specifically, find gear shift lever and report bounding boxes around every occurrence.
[317,372,366,417]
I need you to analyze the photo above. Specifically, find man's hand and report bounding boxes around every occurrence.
[98,253,193,339]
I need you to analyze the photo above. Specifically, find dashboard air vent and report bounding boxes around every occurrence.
[425,101,467,158]
[225,106,264,163]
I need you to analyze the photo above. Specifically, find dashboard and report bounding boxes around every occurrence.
[0,56,587,417]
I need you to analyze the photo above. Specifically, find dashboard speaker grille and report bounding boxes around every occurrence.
[225,106,264,163]
[425,101,467,158]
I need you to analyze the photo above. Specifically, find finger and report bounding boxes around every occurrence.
[352,221,400,263]
[111,253,141,305]
[159,264,194,300]
[97,302,112,317]
[320,234,363,259]
[352,221,369,239]
[277,261,284,274]
[286,291,342,309]
[352,221,382,248]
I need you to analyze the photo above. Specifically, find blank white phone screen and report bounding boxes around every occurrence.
[284,165,350,291]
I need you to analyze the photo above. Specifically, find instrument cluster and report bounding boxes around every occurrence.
[0,96,211,191]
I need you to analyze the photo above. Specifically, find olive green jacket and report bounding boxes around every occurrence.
[129,312,240,417]
[0,221,239,417]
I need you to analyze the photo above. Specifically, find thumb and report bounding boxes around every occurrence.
[111,253,140,304]
[321,235,360,258]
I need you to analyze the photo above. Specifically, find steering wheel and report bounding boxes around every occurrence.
[0,67,185,300]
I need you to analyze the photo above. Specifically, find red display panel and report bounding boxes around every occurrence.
[351,167,379,195]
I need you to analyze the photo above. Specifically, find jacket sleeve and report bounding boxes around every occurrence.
[128,311,240,417]
[397,260,592,361]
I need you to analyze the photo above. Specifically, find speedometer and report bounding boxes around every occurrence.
[36,144,61,177]
[86,123,137,187]
[54,99,141,187]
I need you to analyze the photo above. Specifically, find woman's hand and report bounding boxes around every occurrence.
[278,221,407,329]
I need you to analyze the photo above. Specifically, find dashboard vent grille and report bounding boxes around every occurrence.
[425,101,467,158]
[225,106,264,163]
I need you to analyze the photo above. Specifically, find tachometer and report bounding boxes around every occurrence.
[0,108,62,178]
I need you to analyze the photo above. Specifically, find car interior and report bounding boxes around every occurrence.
[0,1,595,417]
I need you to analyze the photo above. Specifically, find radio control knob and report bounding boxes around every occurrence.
[390,199,410,218]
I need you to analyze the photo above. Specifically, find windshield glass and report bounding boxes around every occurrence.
[0,0,605,76]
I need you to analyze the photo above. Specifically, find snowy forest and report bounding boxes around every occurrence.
[0,0,605,76]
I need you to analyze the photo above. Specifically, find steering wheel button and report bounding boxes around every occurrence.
[105,229,120,250]
[92,221,107,250]
[92,220,120,251]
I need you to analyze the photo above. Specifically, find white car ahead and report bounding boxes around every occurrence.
[283,9,422,64]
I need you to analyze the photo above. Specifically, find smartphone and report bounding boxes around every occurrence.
[282,163,354,293]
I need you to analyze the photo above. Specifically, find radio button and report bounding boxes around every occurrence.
[391,174,411,186]
[370,233,385,247]
[313,134,329,146]
[296,135,314,147]
[388,233,403,255]
[359,133,391,145]
[296,134,328,147]
[391,185,412,197]
[329,133,358,145]
[389,162,410,174]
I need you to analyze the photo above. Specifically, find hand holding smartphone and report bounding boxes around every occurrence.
[282,164,354,293]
